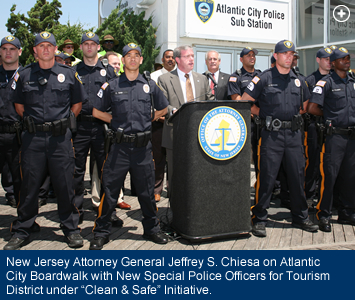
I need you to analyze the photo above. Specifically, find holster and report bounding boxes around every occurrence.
[254,116,261,141]
[316,123,325,147]
[104,124,114,155]
[291,114,303,132]
[14,121,22,145]
[24,116,36,133]
[136,131,151,147]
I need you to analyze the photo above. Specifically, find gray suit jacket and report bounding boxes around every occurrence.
[158,69,214,149]
[203,71,230,100]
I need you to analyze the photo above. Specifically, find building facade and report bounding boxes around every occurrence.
[99,0,354,75]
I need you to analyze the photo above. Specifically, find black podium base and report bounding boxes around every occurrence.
[170,101,252,241]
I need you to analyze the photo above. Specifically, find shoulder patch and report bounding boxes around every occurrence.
[247,82,255,91]
[75,72,82,84]
[316,80,326,87]
[101,82,109,90]
[252,76,260,84]
[313,86,323,94]
[229,77,237,82]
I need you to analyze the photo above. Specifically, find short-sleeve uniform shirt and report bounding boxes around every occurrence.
[13,62,84,123]
[95,73,169,134]
[0,65,21,123]
[228,67,261,97]
[74,60,117,115]
[245,67,310,120]
[310,72,355,128]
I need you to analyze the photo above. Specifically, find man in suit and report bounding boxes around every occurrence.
[150,49,176,202]
[158,45,214,197]
[203,50,230,100]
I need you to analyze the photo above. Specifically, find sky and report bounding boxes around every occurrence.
[0,0,99,39]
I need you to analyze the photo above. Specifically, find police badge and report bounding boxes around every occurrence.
[195,0,214,24]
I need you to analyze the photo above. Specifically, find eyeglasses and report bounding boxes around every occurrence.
[180,54,194,59]
[104,41,114,44]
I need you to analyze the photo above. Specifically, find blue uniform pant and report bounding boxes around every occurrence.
[93,142,159,237]
[304,121,320,199]
[11,130,80,238]
[73,121,106,215]
[317,134,355,219]
[253,129,309,224]
[0,133,21,204]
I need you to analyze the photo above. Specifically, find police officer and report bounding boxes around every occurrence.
[90,43,169,250]
[308,47,355,232]
[304,47,333,201]
[228,47,261,177]
[73,32,120,224]
[0,35,22,208]
[241,40,319,237]
[4,31,85,250]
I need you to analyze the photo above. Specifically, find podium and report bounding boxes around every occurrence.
[169,101,252,241]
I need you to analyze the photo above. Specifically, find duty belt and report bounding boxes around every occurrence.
[0,123,20,133]
[34,119,68,131]
[113,131,152,147]
[263,114,303,132]
[331,126,355,139]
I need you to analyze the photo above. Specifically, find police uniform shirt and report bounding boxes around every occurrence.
[75,60,117,115]
[245,67,311,120]
[95,73,169,134]
[13,62,84,123]
[306,69,326,92]
[0,65,21,123]
[310,72,355,128]
[228,67,261,97]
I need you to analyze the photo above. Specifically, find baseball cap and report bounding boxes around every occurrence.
[122,43,142,57]
[0,35,21,49]
[274,40,295,53]
[240,47,258,57]
[81,32,99,44]
[34,31,56,47]
[316,47,333,58]
[330,47,350,62]
[270,56,276,65]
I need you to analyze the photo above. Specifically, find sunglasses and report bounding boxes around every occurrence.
[104,41,114,44]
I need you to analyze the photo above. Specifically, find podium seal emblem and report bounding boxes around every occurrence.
[198,106,247,160]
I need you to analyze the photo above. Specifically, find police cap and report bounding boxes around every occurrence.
[55,50,67,60]
[34,31,56,47]
[1,35,21,49]
[240,47,258,57]
[122,43,142,57]
[81,32,99,44]
[274,40,295,53]
[330,47,350,62]
[316,47,333,58]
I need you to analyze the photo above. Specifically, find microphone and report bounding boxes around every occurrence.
[206,71,218,87]
[293,66,300,76]
[143,71,151,81]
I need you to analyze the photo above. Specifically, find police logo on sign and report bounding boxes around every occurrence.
[195,0,214,24]
[198,106,247,161]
